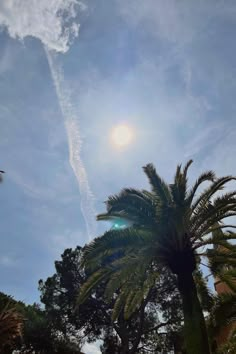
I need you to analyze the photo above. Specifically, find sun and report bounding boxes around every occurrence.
[111,124,134,148]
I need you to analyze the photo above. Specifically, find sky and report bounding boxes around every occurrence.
[0,0,236,339]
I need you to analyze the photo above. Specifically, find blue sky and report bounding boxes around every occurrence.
[0,0,236,308]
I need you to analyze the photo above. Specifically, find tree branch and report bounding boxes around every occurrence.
[143,320,173,335]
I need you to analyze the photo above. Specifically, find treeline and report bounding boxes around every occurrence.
[0,246,184,353]
[1,160,236,353]
[1,245,236,353]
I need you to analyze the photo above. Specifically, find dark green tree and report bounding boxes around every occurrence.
[39,246,111,343]
[78,160,236,354]
[39,246,183,354]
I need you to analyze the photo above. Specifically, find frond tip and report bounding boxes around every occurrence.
[143,163,171,204]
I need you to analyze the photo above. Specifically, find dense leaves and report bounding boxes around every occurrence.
[39,246,184,353]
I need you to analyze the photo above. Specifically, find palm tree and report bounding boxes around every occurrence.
[78,160,236,354]
[206,231,236,352]
[0,304,24,351]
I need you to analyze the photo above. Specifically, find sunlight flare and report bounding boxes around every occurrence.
[111,124,134,148]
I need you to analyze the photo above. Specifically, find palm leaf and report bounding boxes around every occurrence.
[143,163,172,204]
[77,267,113,305]
[0,305,24,349]
[211,292,236,329]
[191,176,236,213]
[83,227,153,267]
[186,170,216,205]
[170,160,193,205]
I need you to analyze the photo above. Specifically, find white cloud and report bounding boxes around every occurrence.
[0,0,97,241]
[45,49,97,241]
[0,0,86,52]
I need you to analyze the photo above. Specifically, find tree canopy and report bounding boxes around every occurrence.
[39,246,184,353]
[78,160,236,354]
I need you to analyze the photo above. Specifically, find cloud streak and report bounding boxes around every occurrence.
[0,0,97,240]
[45,48,96,240]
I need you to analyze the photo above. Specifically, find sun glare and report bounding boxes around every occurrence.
[111,124,134,148]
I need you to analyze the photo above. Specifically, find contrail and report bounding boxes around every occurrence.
[45,47,96,241]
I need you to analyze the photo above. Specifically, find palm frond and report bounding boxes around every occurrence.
[104,254,149,300]
[143,163,172,204]
[124,271,159,319]
[186,171,216,205]
[112,290,128,321]
[100,188,158,227]
[194,228,236,250]
[216,270,236,293]
[194,269,214,311]
[111,266,152,321]
[124,288,144,320]
[208,250,236,276]
[190,198,236,237]
[77,267,113,305]
[0,305,24,349]
[183,159,193,178]
[170,160,193,205]
[191,176,236,213]
[83,227,153,268]
[106,188,156,211]
[211,292,236,329]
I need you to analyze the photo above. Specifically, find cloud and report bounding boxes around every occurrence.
[45,49,97,240]
[0,0,86,52]
[183,122,226,159]
[0,0,97,240]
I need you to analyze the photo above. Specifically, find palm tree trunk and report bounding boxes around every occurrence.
[120,338,129,354]
[177,271,211,354]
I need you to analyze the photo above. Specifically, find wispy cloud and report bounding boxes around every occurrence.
[0,0,97,240]
[45,49,97,240]
[0,0,85,52]
[118,0,226,46]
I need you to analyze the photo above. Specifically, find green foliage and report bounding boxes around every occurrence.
[40,246,184,353]
[78,160,236,354]
[208,291,236,342]
[194,269,214,311]
[39,246,114,343]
